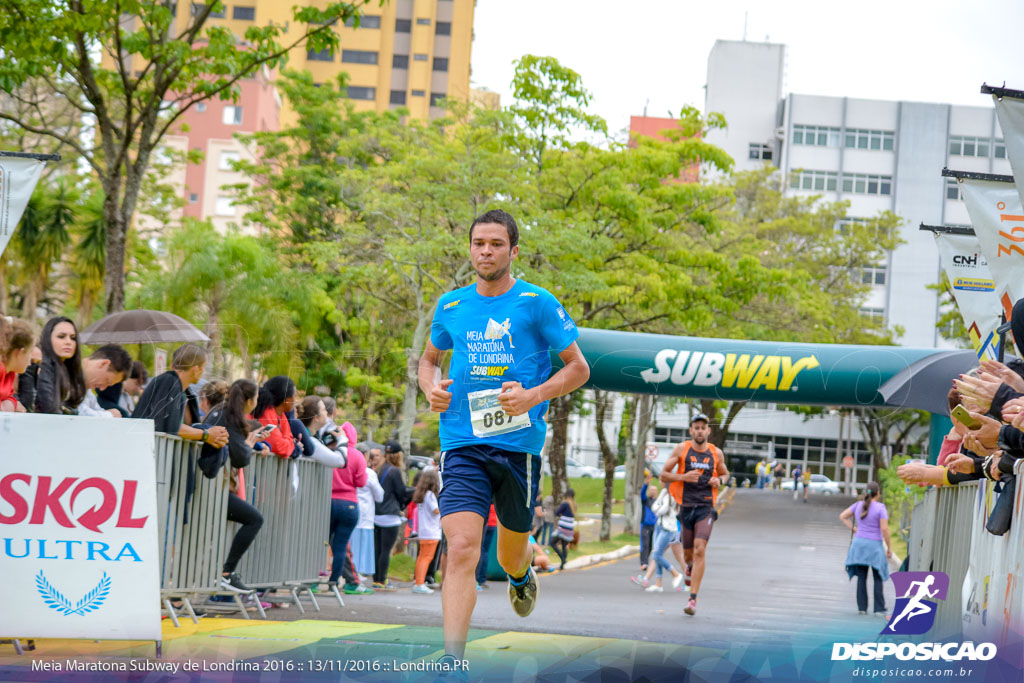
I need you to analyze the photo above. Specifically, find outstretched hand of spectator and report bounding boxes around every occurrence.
[1002,397,1024,432]
[955,373,1001,412]
[897,461,930,485]
[980,360,1024,392]
[945,453,976,474]
[245,429,263,447]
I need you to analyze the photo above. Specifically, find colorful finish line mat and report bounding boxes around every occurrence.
[1,618,1021,682]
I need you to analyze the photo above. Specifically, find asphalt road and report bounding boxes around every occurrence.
[276,489,898,646]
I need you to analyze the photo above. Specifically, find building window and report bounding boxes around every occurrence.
[222,105,242,125]
[416,17,431,25]
[345,14,380,28]
[191,3,225,18]
[413,53,428,62]
[435,21,451,35]
[790,169,838,192]
[432,57,449,72]
[430,92,445,106]
[342,50,378,65]
[861,265,887,286]
[395,18,411,32]
[844,128,895,151]
[390,90,407,105]
[949,135,992,158]
[859,306,885,323]
[411,89,425,97]
[188,193,199,204]
[946,178,962,200]
[748,143,773,161]
[195,102,206,112]
[345,86,375,101]
[792,124,840,147]
[995,139,1006,159]
[307,47,333,62]
[215,196,235,216]
[232,5,254,20]
[841,172,892,195]
[218,150,240,171]
[392,54,409,69]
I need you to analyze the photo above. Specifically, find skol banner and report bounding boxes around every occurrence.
[0,154,48,257]
[957,175,1024,321]
[933,232,1003,360]
[990,89,1024,211]
[0,413,160,641]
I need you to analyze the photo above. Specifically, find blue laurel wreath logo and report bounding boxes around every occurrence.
[35,571,111,616]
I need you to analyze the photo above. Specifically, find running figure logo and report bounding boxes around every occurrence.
[883,571,949,635]
[484,318,515,349]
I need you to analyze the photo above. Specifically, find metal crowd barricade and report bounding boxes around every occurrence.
[908,481,978,639]
[154,434,263,625]
[235,453,337,610]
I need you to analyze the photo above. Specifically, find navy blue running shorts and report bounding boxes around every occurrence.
[438,444,541,533]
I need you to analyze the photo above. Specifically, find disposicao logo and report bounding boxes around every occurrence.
[832,572,997,662]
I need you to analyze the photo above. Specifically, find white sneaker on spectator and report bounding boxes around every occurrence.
[645,584,664,593]
[671,572,684,590]
[411,584,434,594]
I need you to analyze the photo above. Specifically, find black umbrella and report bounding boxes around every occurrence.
[877,350,980,414]
[78,309,210,345]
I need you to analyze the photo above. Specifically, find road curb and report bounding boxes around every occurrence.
[563,544,639,570]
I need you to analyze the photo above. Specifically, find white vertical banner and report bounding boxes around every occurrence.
[0,154,48,257]
[990,90,1024,210]
[957,176,1024,322]
[934,232,1003,361]
[0,413,160,640]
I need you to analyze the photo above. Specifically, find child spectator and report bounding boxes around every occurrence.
[0,317,34,412]
[412,469,441,594]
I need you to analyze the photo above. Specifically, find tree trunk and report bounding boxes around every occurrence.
[103,191,128,314]
[699,398,746,451]
[618,396,636,459]
[624,393,654,535]
[593,388,617,542]
[546,392,574,505]
[397,301,434,455]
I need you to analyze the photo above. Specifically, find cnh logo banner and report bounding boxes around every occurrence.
[883,571,949,635]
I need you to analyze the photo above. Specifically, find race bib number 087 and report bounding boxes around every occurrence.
[467,388,531,438]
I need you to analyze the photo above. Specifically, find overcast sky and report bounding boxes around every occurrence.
[471,0,1024,137]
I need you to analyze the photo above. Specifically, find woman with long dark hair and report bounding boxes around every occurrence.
[203,378,267,591]
[253,375,303,458]
[33,316,85,414]
[373,442,412,590]
[840,482,894,616]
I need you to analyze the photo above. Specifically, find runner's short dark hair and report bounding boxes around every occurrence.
[469,209,519,248]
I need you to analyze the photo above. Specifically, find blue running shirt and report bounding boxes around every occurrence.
[430,279,580,454]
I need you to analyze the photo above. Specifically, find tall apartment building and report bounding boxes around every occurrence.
[562,40,1011,488]
[173,0,474,122]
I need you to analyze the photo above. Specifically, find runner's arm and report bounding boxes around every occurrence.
[711,452,730,487]
[499,341,590,416]
[659,445,686,484]
[418,340,454,412]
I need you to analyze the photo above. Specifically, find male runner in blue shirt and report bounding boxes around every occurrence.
[418,209,590,662]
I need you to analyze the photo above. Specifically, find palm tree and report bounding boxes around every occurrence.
[16,179,76,319]
[70,190,106,326]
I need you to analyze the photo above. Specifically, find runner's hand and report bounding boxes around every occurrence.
[709,476,721,488]
[680,469,702,483]
[429,379,454,412]
[498,381,536,416]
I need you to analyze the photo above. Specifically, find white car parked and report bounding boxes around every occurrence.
[543,457,602,479]
[780,474,841,495]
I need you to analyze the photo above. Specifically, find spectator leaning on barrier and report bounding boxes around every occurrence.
[76,344,133,418]
[202,379,267,592]
[0,317,34,412]
[317,406,368,594]
[95,358,148,417]
[32,316,86,415]
[297,396,350,469]
[132,343,228,448]
[252,375,303,458]
[898,387,987,488]
[373,441,412,591]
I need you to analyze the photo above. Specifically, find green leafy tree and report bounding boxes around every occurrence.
[0,0,377,313]
[12,179,76,319]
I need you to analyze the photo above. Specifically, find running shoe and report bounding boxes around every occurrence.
[220,572,251,592]
[644,585,664,593]
[412,584,434,594]
[433,654,468,682]
[684,598,697,616]
[344,583,374,595]
[671,572,684,590]
[507,567,538,617]
[630,574,650,588]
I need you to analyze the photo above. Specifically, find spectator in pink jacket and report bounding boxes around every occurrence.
[327,417,367,590]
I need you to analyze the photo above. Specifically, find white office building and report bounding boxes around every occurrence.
[562,40,1010,486]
